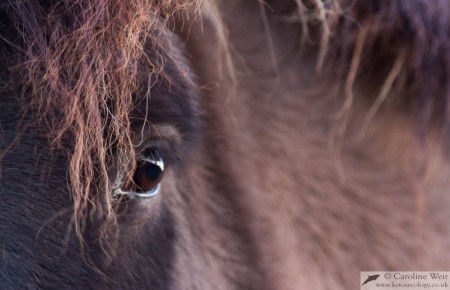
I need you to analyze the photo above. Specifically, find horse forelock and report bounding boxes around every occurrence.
[1,0,205,249]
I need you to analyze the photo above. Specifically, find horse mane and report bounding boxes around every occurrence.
[1,0,448,250]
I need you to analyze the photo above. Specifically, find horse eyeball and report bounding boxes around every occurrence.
[133,149,165,195]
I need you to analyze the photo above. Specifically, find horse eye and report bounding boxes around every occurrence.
[132,149,165,197]
[113,149,165,200]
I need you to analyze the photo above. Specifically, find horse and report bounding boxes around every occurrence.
[0,0,449,289]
